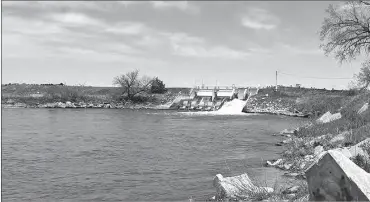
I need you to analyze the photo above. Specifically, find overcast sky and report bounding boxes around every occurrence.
[2,1,366,89]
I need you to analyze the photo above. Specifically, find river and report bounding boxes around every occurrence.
[2,108,304,201]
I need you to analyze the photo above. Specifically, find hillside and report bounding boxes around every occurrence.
[244,86,354,118]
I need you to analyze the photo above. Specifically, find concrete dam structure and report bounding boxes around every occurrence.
[171,86,259,111]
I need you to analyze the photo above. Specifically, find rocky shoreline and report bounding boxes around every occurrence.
[211,105,370,201]
[1,101,174,110]
[2,101,311,117]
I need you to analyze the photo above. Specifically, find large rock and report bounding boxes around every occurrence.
[305,150,370,201]
[45,103,58,108]
[330,131,348,144]
[358,103,368,114]
[282,186,300,194]
[6,99,15,104]
[57,102,66,108]
[332,138,370,161]
[314,145,324,156]
[316,111,341,124]
[266,158,284,167]
[65,101,76,108]
[13,103,27,108]
[280,128,297,135]
[213,173,273,200]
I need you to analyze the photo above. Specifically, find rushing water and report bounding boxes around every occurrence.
[2,108,304,201]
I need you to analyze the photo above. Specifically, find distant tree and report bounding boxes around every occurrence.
[354,60,370,90]
[150,77,167,94]
[319,1,370,63]
[113,69,154,100]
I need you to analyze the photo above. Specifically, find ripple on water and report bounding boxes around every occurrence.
[2,108,303,201]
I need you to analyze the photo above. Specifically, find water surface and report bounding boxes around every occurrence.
[2,108,303,201]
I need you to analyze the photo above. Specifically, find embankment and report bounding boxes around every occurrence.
[212,90,370,201]
[243,86,353,118]
[1,84,190,109]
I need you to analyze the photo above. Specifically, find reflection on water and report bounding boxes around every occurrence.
[2,108,303,201]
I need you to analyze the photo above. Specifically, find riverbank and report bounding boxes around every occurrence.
[212,91,370,201]
[1,101,175,110]
[1,84,187,110]
[1,84,351,118]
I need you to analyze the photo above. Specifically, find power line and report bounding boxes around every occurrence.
[278,71,353,80]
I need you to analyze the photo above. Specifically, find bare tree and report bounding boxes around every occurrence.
[354,60,370,90]
[113,69,154,100]
[320,1,370,63]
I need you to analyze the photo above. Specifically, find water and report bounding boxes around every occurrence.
[2,108,304,201]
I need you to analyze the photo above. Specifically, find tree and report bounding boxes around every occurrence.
[354,60,370,90]
[113,69,153,100]
[150,77,167,94]
[319,1,370,63]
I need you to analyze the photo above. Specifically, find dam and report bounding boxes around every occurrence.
[170,85,259,111]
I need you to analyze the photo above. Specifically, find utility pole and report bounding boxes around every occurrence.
[275,71,278,91]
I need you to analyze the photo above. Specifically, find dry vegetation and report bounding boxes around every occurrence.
[1,84,190,106]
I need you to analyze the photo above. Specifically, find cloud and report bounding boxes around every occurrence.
[165,32,250,59]
[150,1,199,13]
[151,1,188,10]
[3,12,142,62]
[49,12,103,27]
[105,22,146,35]
[241,8,280,30]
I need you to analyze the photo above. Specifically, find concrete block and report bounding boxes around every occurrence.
[305,150,370,201]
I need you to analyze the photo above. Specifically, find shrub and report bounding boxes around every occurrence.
[150,77,167,94]
[351,154,370,173]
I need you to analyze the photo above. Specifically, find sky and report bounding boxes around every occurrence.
[2,1,368,89]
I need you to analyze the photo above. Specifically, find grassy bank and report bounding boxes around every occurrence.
[217,87,370,201]
[1,84,190,108]
[259,91,370,201]
[244,86,355,117]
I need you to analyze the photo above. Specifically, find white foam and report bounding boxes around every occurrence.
[217,99,247,114]
[179,99,249,116]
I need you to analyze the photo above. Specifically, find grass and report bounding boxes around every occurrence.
[1,84,187,105]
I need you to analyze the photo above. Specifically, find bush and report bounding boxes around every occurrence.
[150,77,167,94]
[296,95,345,114]
[351,154,370,173]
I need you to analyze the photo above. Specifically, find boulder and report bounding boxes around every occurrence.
[57,102,66,108]
[283,163,293,170]
[316,111,341,124]
[314,145,324,156]
[283,172,306,179]
[65,101,76,108]
[282,186,300,194]
[333,138,370,161]
[358,103,368,114]
[213,173,274,200]
[280,129,297,135]
[6,99,15,104]
[13,103,27,108]
[330,131,348,144]
[45,103,58,108]
[266,158,283,167]
[305,150,370,201]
